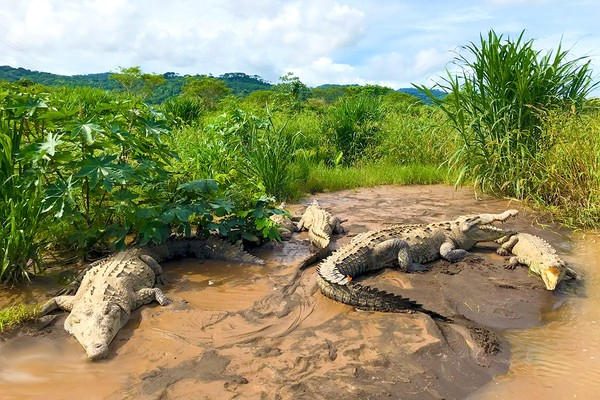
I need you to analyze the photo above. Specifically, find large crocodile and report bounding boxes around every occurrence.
[316,210,519,319]
[41,237,263,360]
[496,232,577,290]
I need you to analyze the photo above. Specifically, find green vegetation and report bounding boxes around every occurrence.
[0,29,599,289]
[300,163,451,193]
[422,30,599,226]
[0,304,40,332]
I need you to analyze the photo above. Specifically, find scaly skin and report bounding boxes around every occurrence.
[296,200,345,249]
[496,232,574,290]
[317,210,519,319]
[41,237,263,360]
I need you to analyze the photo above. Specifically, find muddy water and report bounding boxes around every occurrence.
[470,232,600,399]
[0,185,596,399]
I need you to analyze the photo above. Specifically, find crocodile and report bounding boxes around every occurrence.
[496,232,576,290]
[40,237,263,360]
[296,200,345,249]
[316,210,519,319]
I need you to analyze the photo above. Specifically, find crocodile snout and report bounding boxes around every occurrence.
[86,342,109,361]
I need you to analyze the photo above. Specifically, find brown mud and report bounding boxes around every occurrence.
[0,185,594,399]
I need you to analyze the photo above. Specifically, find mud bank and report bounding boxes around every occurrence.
[0,185,579,399]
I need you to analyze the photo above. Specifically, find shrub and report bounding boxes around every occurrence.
[162,95,204,126]
[324,94,383,165]
[422,30,597,198]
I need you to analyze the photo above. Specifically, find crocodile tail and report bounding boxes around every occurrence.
[297,247,332,270]
[308,229,332,249]
[316,274,451,322]
[193,237,265,265]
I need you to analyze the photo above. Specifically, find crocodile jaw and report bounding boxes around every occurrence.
[472,224,516,242]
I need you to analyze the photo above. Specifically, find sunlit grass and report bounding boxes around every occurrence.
[0,304,40,333]
[296,163,453,194]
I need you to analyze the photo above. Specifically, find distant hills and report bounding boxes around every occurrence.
[396,87,446,104]
[0,65,445,103]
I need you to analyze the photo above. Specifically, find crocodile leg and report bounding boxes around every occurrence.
[41,295,75,315]
[496,235,519,257]
[369,238,416,273]
[332,216,345,234]
[139,254,166,285]
[506,256,521,270]
[440,241,468,262]
[134,288,170,309]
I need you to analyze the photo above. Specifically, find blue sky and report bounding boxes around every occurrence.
[0,0,598,88]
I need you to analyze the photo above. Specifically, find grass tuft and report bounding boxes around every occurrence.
[0,304,40,333]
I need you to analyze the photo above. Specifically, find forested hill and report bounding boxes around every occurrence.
[0,66,272,101]
[0,65,444,103]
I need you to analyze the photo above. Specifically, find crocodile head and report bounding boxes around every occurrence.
[452,209,519,247]
[540,265,566,290]
[65,302,130,360]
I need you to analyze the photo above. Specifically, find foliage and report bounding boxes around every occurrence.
[421,30,597,198]
[324,93,383,165]
[525,108,600,227]
[0,66,271,102]
[162,95,205,127]
[373,106,454,166]
[0,84,284,284]
[110,66,166,99]
[240,117,300,199]
[182,76,232,110]
[0,304,40,332]
[274,73,311,111]
[298,162,451,194]
[0,90,49,283]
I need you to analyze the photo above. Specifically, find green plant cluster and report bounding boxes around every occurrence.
[421,30,599,226]
[0,84,283,284]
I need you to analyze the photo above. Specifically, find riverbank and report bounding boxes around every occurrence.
[1,185,585,399]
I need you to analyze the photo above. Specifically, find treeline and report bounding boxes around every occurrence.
[0,66,272,102]
[0,65,445,104]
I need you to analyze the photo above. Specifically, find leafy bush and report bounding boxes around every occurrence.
[0,90,49,283]
[423,30,597,197]
[324,94,383,165]
[162,95,204,126]
[241,116,299,199]
[0,85,285,283]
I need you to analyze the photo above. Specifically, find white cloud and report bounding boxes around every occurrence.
[0,0,598,90]
[0,0,365,80]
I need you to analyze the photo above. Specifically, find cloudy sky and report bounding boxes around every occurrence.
[0,0,598,88]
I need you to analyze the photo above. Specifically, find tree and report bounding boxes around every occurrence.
[110,66,166,99]
[274,72,310,111]
[182,76,232,110]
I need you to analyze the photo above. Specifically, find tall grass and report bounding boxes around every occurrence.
[324,94,383,165]
[424,30,597,198]
[241,117,299,199]
[374,106,454,166]
[298,162,451,194]
[0,304,40,332]
[528,108,600,227]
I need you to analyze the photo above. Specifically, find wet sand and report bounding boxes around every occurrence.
[0,185,593,399]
